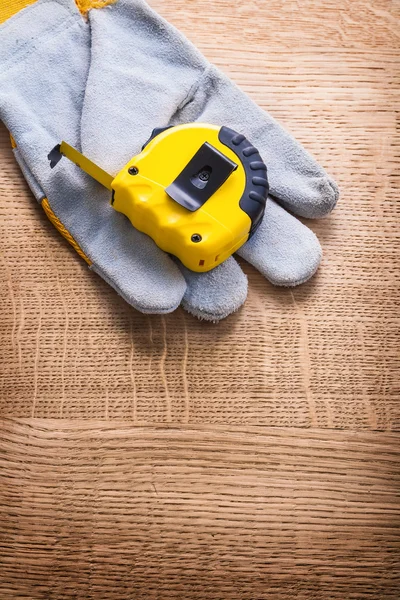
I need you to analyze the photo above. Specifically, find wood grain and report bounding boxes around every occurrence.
[0,0,399,597]
[1,420,399,599]
[0,0,399,428]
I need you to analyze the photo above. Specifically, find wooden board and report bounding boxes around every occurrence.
[0,0,399,597]
[1,420,399,599]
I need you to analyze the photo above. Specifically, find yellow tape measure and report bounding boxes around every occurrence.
[48,123,268,272]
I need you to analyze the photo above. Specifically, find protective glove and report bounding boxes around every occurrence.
[0,0,339,321]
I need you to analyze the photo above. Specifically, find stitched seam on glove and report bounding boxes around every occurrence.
[176,65,212,112]
[10,132,92,265]
[41,198,92,265]
[0,15,80,76]
[1,2,112,272]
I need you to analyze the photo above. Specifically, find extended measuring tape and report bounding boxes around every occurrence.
[48,123,268,272]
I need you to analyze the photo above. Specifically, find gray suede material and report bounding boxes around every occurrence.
[0,0,186,314]
[13,148,46,202]
[238,198,322,286]
[179,258,248,321]
[0,0,338,321]
[83,0,208,174]
[174,65,339,220]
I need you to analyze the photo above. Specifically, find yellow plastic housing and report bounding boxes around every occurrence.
[111,123,251,272]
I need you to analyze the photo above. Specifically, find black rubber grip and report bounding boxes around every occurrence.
[218,126,268,236]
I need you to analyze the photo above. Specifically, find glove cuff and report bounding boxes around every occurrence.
[0,0,83,73]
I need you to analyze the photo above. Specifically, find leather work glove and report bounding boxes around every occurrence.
[0,0,339,321]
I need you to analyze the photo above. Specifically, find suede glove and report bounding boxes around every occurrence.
[0,0,339,321]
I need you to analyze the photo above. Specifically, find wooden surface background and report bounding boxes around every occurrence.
[0,0,399,598]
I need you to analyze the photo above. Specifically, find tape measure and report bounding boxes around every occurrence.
[48,123,268,272]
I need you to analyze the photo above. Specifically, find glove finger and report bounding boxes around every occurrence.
[85,0,337,224]
[83,0,207,172]
[85,187,187,314]
[174,65,339,219]
[237,197,322,286]
[178,257,248,322]
[0,0,186,315]
[81,0,196,312]
[14,145,187,314]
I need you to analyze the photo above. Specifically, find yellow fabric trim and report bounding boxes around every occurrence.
[2,0,112,266]
[0,0,37,24]
[75,0,117,17]
[0,0,116,24]
[41,198,92,265]
[9,134,91,265]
